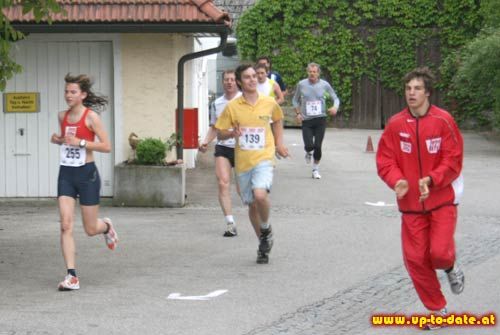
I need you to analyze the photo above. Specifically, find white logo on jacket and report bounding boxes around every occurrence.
[426,137,441,154]
[400,141,412,153]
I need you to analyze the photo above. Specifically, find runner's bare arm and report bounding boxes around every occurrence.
[87,111,111,152]
[50,111,65,144]
[274,83,285,105]
[199,126,217,152]
[271,120,289,158]
[217,123,241,140]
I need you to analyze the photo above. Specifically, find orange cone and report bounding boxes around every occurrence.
[365,136,374,153]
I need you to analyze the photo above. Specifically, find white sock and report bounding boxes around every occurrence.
[260,222,270,230]
[225,215,234,224]
[312,163,319,171]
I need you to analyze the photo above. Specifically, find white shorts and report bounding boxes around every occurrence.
[237,160,274,205]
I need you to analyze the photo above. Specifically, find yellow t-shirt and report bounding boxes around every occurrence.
[215,94,284,173]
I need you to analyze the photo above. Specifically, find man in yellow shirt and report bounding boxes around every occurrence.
[216,64,289,264]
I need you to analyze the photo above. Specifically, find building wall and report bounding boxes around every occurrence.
[0,34,115,197]
[120,34,194,162]
[0,31,212,198]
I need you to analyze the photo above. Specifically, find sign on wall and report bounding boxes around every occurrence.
[3,92,40,113]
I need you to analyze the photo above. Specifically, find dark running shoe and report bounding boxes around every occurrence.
[258,226,273,254]
[256,250,269,264]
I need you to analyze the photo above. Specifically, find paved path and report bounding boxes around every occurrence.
[0,129,498,334]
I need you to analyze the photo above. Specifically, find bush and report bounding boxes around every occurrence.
[445,28,500,129]
[136,138,166,165]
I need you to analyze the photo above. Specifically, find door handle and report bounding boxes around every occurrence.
[18,128,25,136]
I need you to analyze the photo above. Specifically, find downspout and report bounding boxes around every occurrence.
[176,31,228,159]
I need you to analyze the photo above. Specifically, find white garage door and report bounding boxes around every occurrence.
[0,39,114,197]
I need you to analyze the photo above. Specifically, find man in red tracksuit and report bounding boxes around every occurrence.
[376,67,465,326]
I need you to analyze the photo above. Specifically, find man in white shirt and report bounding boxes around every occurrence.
[199,70,241,236]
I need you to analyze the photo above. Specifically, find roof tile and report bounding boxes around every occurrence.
[5,0,230,25]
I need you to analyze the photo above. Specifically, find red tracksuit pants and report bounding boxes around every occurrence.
[401,205,457,311]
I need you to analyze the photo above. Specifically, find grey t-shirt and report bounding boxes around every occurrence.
[292,79,340,121]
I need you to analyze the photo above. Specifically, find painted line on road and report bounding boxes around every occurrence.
[364,201,396,207]
[167,289,228,301]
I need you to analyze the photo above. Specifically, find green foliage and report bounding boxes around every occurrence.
[165,132,182,152]
[1,0,63,91]
[135,134,180,165]
[445,28,500,128]
[136,138,167,165]
[237,0,483,123]
[371,27,430,92]
[479,0,500,28]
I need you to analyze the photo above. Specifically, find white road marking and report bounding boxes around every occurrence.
[364,201,395,207]
[167,289,228,301]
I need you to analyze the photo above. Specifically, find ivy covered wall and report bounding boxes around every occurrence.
[236,0,482,123]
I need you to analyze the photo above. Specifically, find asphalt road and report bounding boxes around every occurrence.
[0,128,499,334]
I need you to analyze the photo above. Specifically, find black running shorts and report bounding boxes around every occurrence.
[57,162,101,206]
[214,144,235,167]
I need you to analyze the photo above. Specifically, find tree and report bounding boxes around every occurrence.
[443,28,500,129]
[1,0,62,90]
[441,0,500,129]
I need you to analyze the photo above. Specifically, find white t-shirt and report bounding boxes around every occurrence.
[209,92,241,148]
[257,78,273,97]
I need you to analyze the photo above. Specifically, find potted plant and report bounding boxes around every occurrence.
[113,134,185,207]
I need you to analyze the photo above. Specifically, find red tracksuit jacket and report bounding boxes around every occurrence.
[376,105,464,213]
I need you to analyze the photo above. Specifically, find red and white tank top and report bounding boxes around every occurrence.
[60,108,95,141]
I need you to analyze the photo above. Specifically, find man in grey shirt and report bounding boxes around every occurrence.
[292,62,340,179]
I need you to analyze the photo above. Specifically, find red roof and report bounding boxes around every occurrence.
[5,0,230,25]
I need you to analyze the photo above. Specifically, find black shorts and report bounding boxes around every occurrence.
[214,144,235,167]
[57,162,101,206]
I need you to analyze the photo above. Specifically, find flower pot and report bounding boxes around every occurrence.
[112,163,185,207]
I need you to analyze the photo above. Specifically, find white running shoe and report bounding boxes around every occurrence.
[447,263,465,294]
[312,170,321,179]
[58,274,80,291]
[305,152,312,164]
[223,223,237,237]
[103,217,119,250]
[423,307,448,330]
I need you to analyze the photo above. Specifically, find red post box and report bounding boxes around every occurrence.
[177,108,198,149]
